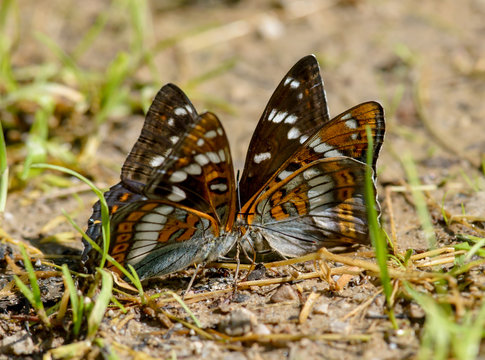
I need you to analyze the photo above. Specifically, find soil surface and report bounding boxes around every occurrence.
[1,0,485,359]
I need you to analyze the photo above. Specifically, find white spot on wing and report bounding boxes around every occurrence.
[210,183,228,192]
[136,222,163,232]
[218,149,226,162]
[284,114,298,124]
[184,163,202,175]
[341,113,352,120]
[142,212,167,225]
[290,80,300,89]
[129,235,158,261]
[308,175,331,187]
[206,151,221,163]
[185,104,194,114]
[299,134,309,144]
[268,109,277,121]
[194,154,209,166]
[154,206,174,215]
[272,111,287,123]
[150,155,165,167]
[205,130,217,139]
[170,136,179,144]
[168,118,175,126]
[217,128,223,136]
[345,119,358,129]
[313,142,344,157]
[253,152,271,164]
[284,77,293,86]
[174,107,188,116]
[277,170,293,181]
[167,186,186,202]
[169,170,187,183]
[197,138,205,147]
[308,182,334,199]
[287,127,301,139]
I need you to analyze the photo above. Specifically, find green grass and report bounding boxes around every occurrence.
[365,126,396,328]
[0,120,7,212]
[13,244,51,328]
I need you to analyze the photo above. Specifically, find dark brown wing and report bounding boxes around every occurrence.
[238,55,330,205]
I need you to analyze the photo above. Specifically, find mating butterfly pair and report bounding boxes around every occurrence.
[82,55,385,280]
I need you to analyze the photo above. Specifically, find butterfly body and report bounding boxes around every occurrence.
[84,55,385,280]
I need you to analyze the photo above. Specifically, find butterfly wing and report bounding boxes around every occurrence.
[243,158,369,259]
[238,63,385,259]
[238,55,330,205]
[84,84,204,255]
[105,200,237,279]
[84,84,237,278]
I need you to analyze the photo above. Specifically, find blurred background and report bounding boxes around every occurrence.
[1,0,484,251]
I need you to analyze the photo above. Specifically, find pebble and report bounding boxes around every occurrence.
[0,330,35,355]
[270,285,298,303]
[313,301,329,315]
[218,308,257,336]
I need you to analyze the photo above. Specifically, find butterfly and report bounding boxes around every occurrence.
[82,55,385,280]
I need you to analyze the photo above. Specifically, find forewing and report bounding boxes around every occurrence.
[238,55,329,204]
[121,84,203,192]
[144,111,236,230]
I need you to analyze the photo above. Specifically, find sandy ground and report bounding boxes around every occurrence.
[1,0,485,359]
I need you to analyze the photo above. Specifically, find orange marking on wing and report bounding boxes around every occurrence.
[119,192,131,202]
[112,242,130,255]
[117,222,134,233]
[111,205,119,214]
[140,202,159,211]
[126,211,146,222]
[116,233,132,243]
[206,169,222,182]
[270,206,290,221]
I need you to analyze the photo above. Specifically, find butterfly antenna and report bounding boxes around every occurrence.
[235,169,242,213]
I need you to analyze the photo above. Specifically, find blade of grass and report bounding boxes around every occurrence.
[13,244,51,327]
[365,126,396,328]
[87,269,113,340]
[0,120,7,212]
[95,52,131,125]
[30,163,111,269]
[163,291,202,328]
[21,97,54,180]
[34,32,85,87]
[62,264,84,336]
[0,0,18,91]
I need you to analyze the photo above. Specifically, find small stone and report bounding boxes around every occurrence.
[0,330,35,355]
[409,303,425,319]
[218,308,257,336]
[313,301,329,315]
[253,323,271,335]
[270,285,298,303]
[247,264,266,281]
[329,320,351,334]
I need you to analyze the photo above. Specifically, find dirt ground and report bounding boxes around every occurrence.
[1,0,485,359]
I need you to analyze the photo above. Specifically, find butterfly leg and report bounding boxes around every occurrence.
[232,242,241,295]
[182,264,202,300]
